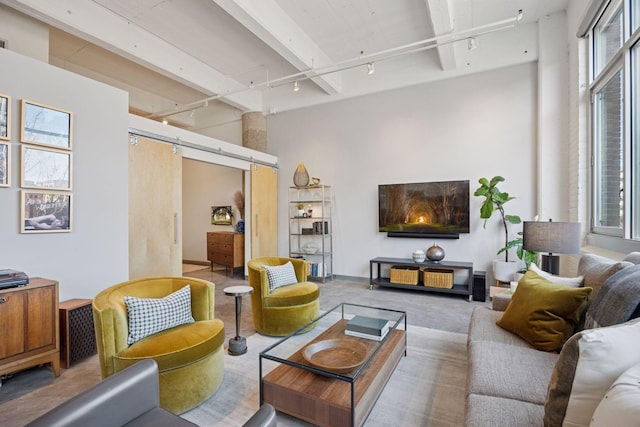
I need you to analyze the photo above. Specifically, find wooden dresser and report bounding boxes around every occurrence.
[0,278,60,379]
[207,231,244,276]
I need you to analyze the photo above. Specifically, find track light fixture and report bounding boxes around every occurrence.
[367,63,374,75]
[149,9,524,123]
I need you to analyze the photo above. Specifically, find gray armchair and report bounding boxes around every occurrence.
[26,359,276,427]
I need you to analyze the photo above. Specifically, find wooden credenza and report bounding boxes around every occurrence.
[207,231,244,275]
[0,278,60,378]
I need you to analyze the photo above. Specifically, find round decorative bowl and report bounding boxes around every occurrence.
[412,250,426,263]
[426,244,445,262]
[302,338,368,373]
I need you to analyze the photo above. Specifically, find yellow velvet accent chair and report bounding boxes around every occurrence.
[92,276,225,414]
[247,257,320,336]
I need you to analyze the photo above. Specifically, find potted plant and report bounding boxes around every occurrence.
[498,231,539,279]
[474,176,522,282]
[297,203,305,217]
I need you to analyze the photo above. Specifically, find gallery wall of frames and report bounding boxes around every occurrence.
[1,93,73,233]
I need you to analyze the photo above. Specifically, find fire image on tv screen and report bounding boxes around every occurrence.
[378,180,470,236]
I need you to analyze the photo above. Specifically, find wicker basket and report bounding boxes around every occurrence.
[422,268,454,289]
[390,266,420,285]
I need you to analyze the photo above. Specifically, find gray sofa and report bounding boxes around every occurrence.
[465,252,640,426]
[26,359,276,427]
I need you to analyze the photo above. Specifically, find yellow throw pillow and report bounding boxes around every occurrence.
[497,270,592,352]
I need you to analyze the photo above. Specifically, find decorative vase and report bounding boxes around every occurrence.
[236,219,245,234]
[293,163,310,187]
[426,244,445,262]
[412,250,426,263]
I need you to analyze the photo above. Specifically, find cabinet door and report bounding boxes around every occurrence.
[26,286,56,351]
[0,291,26,359]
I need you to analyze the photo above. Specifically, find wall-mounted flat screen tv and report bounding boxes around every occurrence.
[378,180,470,238]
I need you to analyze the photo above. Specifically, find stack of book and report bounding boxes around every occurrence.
[345,315,393,341]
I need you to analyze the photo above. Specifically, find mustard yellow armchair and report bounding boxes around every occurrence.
[247,257,320,336]
[92,276,225,414]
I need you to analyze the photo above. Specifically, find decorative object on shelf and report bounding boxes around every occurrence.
[236,219,244,234]
[293,163,310,187]
[426,244,445,262]
[310,177,321,187]
[412,249,426,263]
[302,338,368,373]
[297,203,305,216]
[233,190,244,220]
[302,243,319,254]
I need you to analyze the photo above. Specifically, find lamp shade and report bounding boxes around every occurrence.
[522,221,581,254]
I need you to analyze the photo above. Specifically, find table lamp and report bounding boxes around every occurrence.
[522,220,581,275]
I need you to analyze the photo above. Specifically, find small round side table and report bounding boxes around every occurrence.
[223,285,253,356]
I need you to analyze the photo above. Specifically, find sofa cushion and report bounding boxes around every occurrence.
[583,264,640,329]
[496,271,592,352]
[622,251,640,264]
[124,285,195,344]
[528,263,583,287]
[467,307,531,348]
[590,362,640,426]
[114,318,225,372]
[577,253,632,296]
[466,394,544,427]
[263,281,319,308]
[467,340,559,405]
[262,261,298,292]
[544,318,640,427]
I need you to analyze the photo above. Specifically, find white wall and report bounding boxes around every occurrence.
[268,62,539,283]
[182,158,243,262]
[0,48,129,301]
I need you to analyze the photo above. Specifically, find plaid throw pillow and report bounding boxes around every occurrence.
[124,285,195,345]
[263,261,298,292]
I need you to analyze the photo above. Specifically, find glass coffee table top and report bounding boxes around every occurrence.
[260,302,406,381]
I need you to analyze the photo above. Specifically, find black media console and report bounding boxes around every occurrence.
[369,257,474,301]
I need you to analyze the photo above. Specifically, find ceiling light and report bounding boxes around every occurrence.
[162,118,168,125]
[367,63,375,75]
[468,37,477,51]
[293,81,300,92]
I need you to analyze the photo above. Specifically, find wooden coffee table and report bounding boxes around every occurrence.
[259,303,406,427]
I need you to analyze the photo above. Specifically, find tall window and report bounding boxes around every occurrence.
[590,0,639,241]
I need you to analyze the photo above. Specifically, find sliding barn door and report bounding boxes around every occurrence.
[129,136,182,278]
[250,164,278,258]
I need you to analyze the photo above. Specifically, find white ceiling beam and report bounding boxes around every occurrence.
[213,0,342,95]
[3,0,260,112]
[425,0,457,70]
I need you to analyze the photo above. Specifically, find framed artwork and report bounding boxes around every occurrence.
[0,93,10,140]
[21,145,72,190]
[0,142,9,187]
[21,190,72,233]
[211,206,232,225]
[20,100,72,150]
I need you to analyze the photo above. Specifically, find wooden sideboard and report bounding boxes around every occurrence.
[0,278,60,379]
[207,231,244,276]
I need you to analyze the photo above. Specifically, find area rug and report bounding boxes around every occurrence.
[181,325,468,426]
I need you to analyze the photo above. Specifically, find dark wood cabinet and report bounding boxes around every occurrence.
[0,278,60,379]
[207,231,244,275]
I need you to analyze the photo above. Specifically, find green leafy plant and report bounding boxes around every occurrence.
[497,231,539,271]
[474,176,521,262]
